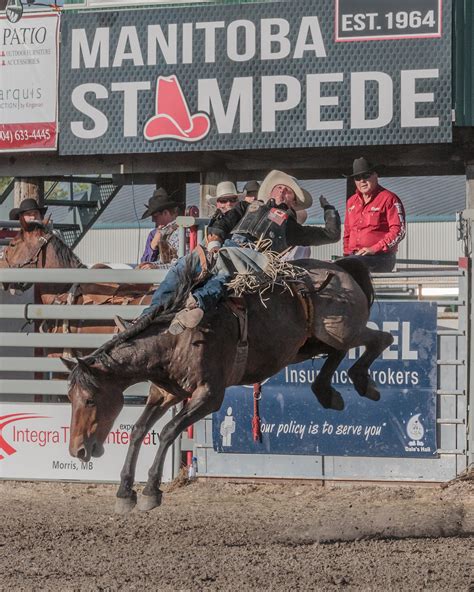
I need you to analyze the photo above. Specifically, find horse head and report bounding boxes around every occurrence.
[0,223,83,293]
[62,356,124,462]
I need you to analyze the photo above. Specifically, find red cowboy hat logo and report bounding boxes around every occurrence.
[0,412,48,460]
[144,75,211,142]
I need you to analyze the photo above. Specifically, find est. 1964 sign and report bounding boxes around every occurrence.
[58,0,452,155]
[213,302,438,458]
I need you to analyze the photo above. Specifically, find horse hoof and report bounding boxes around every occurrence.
[329,390,345,411]
[138,492,163,512]
[363,380,381,401]
[312,385,345,411]
[115,495,137,514]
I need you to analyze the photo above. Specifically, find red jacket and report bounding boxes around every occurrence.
[343,186,406,255]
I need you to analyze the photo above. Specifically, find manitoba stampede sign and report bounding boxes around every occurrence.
[59,0,451,155]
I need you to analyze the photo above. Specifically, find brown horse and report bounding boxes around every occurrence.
[63,256,393,514]
[0,221,154,336]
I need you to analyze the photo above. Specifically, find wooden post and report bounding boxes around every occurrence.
[13,178,44,208]
[200,171,236,217]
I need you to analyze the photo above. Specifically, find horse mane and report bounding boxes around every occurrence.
[47,232,85,269]
[69,362,102,393]
[89,255,198,360]
[12,222,85,269]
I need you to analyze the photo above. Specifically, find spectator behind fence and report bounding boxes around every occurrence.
[9,199,48,228]
[241,180,260,203]
[207,181,240,217]
[343,157,406,272]
[140,188,181,268]
[206,182,240,238]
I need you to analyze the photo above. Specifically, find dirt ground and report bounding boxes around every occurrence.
[0,478,472,592]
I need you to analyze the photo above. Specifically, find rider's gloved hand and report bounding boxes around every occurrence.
[319,195,330,209]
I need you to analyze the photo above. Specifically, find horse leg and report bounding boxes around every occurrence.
[311,348,346,411]
[115,385,181,515]
[348,327,394,401]
[139,385,225,512]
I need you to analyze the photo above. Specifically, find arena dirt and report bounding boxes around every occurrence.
[0,478,472,591]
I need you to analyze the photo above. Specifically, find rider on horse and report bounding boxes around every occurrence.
[120,171,341,334]
[9,198,47,229]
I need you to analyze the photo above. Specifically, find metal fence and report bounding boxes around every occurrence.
[0,233,471,483]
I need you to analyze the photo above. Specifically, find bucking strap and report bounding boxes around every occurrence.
[225,298,248,384]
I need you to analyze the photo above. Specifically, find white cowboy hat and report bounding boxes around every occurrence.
[206,181,239,206]
[257,170,312,211]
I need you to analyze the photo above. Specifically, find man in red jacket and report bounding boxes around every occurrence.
[344,157,406,272]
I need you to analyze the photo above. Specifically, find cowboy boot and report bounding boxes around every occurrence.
[168,294,204,335]
[114,316,133,332]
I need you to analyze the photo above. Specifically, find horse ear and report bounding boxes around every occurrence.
[77,356,92,369]
[60,356,77,371]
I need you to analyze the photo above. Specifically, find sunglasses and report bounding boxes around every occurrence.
[217,197,238,204]
[354,172,373,181]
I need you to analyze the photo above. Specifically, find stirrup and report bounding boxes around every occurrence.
[114,315,133,332]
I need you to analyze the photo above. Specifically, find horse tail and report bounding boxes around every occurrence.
[334,257,375,310]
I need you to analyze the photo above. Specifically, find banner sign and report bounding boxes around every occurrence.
[58,0,452,155]
[335,0,442,41]
[213,302,438,458]
[0,403,173,482]
[0,13,59,152]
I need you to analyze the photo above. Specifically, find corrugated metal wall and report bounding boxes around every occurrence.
[74,221,463,266]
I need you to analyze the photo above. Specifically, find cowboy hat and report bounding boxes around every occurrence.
[242,180,260,195]
[141,188,180,219]
[258,170,312,211]
[344,157,377,178]
[206,181,239,206]
[9,198,47,221]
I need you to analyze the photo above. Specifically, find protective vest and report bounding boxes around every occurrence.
[231,201,290,252]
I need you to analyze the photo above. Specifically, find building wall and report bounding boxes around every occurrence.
[73,221,464,266]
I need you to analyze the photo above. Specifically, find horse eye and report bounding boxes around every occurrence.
[85,399,96,408]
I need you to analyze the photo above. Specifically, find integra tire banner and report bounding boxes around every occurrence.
[0,13,59,152]
[58,0,451,155]
[213,302,438,458]
[0,403,173,482]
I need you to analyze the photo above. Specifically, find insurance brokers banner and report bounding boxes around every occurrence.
[213,302,438,458]
[58,0,451,155]
[0,13,59,152]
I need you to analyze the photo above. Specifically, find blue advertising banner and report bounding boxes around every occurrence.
[213,302,438,458]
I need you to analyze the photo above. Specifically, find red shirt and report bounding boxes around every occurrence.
[343,186,406,255]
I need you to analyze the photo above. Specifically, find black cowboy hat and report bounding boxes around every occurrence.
[9,198,47,220]
[242,180,260,194]
[141,188,180,219]
[344,157,377,178]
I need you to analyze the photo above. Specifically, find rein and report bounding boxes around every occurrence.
[3,232,53,269]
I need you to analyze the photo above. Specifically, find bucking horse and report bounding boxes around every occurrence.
[61,256,393,514]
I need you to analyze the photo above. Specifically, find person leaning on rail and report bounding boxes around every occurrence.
[240,180,260,203]
[139,188,183,269]
[114,170,341,335]
[9,199,48,228]
[343,157,406,273]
